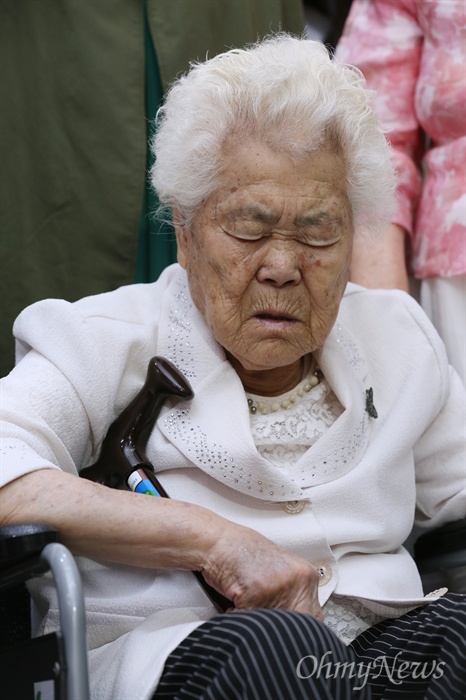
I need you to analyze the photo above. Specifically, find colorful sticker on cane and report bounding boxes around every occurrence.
[127,470,162,497]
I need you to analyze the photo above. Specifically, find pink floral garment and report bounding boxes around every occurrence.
[337,0,466,279]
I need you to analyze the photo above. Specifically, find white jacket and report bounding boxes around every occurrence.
[1,264,465,699]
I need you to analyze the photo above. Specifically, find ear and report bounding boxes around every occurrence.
[172,207,189,269]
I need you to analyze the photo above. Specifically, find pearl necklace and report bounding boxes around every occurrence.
[247,365,323,415]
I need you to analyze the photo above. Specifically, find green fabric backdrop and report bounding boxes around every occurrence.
[135,0,177,284]
[0,0,306,376]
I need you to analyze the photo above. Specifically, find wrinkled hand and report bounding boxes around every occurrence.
[201,521,323,619]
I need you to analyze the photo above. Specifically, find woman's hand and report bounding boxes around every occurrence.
[202,521,323,619]
[350,223,410,292]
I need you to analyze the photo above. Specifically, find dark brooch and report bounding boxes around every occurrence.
[365,387,378,419]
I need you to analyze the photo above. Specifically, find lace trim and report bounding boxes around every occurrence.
[247,378,343,469]
[323,595,386,645]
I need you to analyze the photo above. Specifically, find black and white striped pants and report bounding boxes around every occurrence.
[153,593,465,699]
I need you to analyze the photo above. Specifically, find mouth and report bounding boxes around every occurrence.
[254,311,299,328]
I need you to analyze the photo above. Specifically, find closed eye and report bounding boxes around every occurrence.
[221,206,278,241]
[302,235,342,247]
[223,227,342,246]
[224,229,266,241]
[296,212,343,247]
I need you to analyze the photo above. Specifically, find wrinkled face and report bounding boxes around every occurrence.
[175,141,353,387]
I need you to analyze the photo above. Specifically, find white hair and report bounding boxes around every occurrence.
[151,34,396,232]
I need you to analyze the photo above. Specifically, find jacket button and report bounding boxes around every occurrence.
[281,500,306,514]
[313,560,332,586]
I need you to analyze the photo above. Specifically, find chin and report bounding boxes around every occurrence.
[231,348,308,373]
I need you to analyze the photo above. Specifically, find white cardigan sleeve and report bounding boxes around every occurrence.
[0,273,174,488]
[413,364,466,528]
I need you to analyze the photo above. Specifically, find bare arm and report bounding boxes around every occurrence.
[1,469,322,618]
[350,223,409,292]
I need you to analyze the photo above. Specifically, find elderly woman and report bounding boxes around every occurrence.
[1,35,465,700]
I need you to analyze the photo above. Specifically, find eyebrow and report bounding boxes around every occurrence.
[224,205,341,228]
[295,211,339,227]
[225,205,279,225]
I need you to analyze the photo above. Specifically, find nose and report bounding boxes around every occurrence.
[256,239,302,288]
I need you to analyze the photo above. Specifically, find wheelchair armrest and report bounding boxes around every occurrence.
[414,517,466,595]
[414,517,466,567]
[0,522,90,700]
[0,523,58,589]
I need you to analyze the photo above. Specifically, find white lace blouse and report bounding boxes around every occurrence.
[246,365,386,644]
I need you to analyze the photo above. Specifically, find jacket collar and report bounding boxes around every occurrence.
[156,269,374,501]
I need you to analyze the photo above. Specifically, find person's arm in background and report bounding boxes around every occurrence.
[350,223,409,291]
[336,0,424,290]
